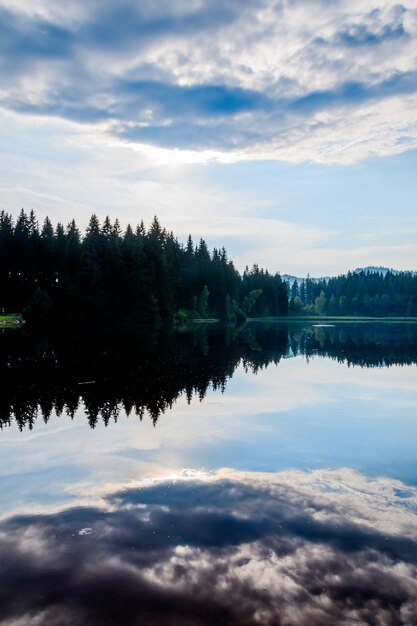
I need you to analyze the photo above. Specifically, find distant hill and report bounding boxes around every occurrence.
[282,266,416,285]
[353,266,417,277]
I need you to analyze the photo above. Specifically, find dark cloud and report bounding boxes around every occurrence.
[0,7,74,62]
[0,0,248,70]
[2,97,111,125]
[0,0,270,142]
[113,71,417,151]
[0,472,417,625]
[0,1,416,158]
[116,80,268,118]
[336,21,407,47]
[0,8,76,88]
[3,67,416,153]
[315,6,408,49]
[78,0,249,49]
[290,70,417,115]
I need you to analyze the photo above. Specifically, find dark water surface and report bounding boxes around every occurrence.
[0,322,417,625]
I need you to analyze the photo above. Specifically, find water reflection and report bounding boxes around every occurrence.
[1,322,416,624]
[1,468,417,625]
[1,321,416,430]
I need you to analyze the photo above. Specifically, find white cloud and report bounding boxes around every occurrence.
[0,0,416,163]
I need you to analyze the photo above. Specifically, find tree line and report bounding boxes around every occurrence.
[1,209,416,327]
[0,210,288,328]
[288,271,417,317]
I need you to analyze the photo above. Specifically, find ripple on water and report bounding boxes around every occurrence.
[53,514,111,543]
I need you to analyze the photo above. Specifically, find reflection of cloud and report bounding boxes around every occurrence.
[1,468,417,625]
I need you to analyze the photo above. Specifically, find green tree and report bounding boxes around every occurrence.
[198,285,210,318]
[289,295,303,315]
[242,289,262,315]
[327,294,338,316]
[314,290,327,315]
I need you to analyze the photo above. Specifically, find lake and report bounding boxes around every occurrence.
[0,321,417,625]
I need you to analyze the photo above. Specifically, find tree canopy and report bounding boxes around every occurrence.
[0,210,288,329]
[288,271,417,317]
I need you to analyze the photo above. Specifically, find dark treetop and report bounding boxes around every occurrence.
[0,210,288,329]
[1,210,416,329]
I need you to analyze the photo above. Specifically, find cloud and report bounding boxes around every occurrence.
[0,0,417,163]
[316,5,408,48]
[0,468,417,625]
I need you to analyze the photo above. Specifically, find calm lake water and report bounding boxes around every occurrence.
[0,322,417,625]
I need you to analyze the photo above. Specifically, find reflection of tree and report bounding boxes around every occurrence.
[291,322,417,368]
[0,322,416,430]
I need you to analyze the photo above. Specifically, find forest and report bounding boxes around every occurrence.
[0,209,416,330]
[288,271,417,317]
[0,210,287,329]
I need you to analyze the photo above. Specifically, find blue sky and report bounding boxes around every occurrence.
[0,0,416,274]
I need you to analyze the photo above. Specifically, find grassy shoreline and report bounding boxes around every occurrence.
[187,315,417,327]
[1,314,416,330]
[249,315,417,323]
[0,315,22,328]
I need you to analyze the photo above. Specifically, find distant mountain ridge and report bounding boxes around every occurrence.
[282,266,417,285]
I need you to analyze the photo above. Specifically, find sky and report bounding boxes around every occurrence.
[0,0,416,275]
